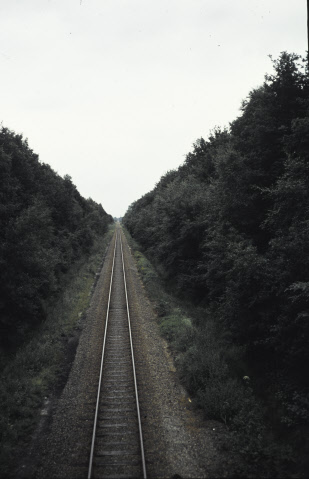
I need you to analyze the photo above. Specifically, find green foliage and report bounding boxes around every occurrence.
[134,251,158,284]
[0,127,113,347]
[124,228,273,475]
[123,53,309,476]
[159,311,193,350]
[0,230,113,477]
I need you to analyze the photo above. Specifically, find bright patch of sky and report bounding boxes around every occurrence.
[0,0,306,217]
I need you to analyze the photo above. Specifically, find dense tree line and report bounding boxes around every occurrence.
[124,53,309,437]
[0,127,113,347]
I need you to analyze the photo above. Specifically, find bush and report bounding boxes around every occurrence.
[0,229,114,477]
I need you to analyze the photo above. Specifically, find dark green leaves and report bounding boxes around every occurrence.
[0,127,113,347]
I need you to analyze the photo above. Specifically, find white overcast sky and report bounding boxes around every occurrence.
[0,0,306,217]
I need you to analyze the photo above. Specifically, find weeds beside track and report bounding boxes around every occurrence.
[0,226,115,478]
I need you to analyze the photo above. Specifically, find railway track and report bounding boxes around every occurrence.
[87,226,147,479]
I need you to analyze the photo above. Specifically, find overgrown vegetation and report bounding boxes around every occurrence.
[124,229,283,476]
[0,226,114,477]
[123,53,309,476]
[0,126,114,475]
[0,126,113,348]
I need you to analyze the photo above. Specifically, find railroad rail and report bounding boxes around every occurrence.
[87,226,147,479]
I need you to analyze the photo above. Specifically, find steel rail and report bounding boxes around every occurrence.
[87,230,118,479]
[87,226,147,479]
[120,229,147,479]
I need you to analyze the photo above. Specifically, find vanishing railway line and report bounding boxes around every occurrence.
[27,222,221,479]
[87,226,147,479]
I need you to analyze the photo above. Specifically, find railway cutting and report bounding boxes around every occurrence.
[31,223,230,479]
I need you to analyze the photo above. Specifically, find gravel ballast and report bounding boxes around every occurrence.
[23,227,237,478]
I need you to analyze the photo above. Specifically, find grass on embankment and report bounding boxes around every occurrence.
[0,225,115,477]
[123,227,298,478]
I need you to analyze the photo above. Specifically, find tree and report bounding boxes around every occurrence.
[0,126,113,347]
